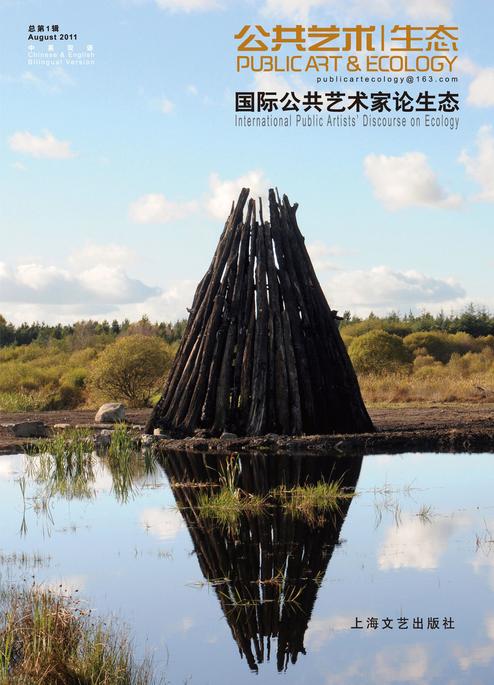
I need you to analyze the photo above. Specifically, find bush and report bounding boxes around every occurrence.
[348,330,413,375]
[403,332,454,362]
[413,354,439,371]
[90,334,172,407]
[447,348,494,377]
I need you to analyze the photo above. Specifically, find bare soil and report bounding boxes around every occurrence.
[1,405,493,455]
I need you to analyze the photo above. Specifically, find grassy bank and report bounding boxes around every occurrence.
[0,582,155,684]
[360,368,494,404]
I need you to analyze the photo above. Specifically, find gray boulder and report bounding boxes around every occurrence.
[94,403,126,424]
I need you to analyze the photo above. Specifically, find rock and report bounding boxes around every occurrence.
[94,403,126,424]
[53,423,71,430]
[141,434,156,448]
[94,429,113,449]
[153,428,163,436]
[220,432,238,440]
[11,421,48,438]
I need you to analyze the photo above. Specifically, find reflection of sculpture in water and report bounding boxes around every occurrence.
[161,450,362,673]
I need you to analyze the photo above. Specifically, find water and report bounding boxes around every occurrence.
[1,449,493,684]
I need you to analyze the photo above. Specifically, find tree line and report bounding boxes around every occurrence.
[340,304,494,338]
[1,304,493,349]
[0,315,187,348]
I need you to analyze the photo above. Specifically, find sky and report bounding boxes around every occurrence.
[0,0,493,324]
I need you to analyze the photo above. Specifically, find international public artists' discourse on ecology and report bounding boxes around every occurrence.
[235,113,460,129]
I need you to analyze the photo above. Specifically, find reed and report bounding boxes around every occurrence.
[0,582,155,684]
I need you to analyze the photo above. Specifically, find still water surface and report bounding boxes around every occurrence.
[0,450,493,684]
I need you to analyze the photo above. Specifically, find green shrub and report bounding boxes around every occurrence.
[348,330,413,375]
[413,354,439,370]
[403,332,453,362]
[69,347,99,366]
[89,334,172,407]
[62,366,88,389]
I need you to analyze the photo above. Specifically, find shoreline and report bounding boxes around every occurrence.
[1,405,493,456]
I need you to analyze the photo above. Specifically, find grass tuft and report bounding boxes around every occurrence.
[0,582,155,684]
[24,427,93,460]
[275,480,356,524]
[197,488,267,530]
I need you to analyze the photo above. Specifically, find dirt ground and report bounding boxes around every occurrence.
[1,405,494,454]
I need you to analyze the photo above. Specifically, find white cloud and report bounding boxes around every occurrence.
[155,0,222,11]
[116,279,197,322]
[8,130,76,159]
[0,455,23,480]
[455,58,494,108]
[1,67,74,93]
[454,614,494,670]
[20,67,75,93]
[129,193,197,224]
[375,645,429,683]
[159,96,174,113]
[69,244,136,269]
[131,0,452,19]
[260,0,328,22]
[378,513,469,570]
[130,170,270,226]
[179,616,195,633]
[323,266,465,314]
[459,125,494,202]
[0,276,197,326]
[79,265,155,302]
[260,0,452,21]
[467,68,494,107]
[404,0,452,21]
[324,644,431,685]
[206,170,270,220]
[139,507,184,540]
[307,241,351,271]
[253,71,293,97]
[455,643,494,670]
[455,57,479,77]
[305,615,355,650]
[364,152,462,210]
[0,260,160,305]
[252,71,309,101]
[148,94,176,115]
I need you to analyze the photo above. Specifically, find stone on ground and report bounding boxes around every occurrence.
[11,421,48,438]
[94,403,126,424]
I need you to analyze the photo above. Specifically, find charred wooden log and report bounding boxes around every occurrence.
[147,188,373,436]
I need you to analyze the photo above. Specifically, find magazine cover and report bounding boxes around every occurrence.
[1,1,493,683]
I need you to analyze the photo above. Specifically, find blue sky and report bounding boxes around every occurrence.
[0,0,493,324]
